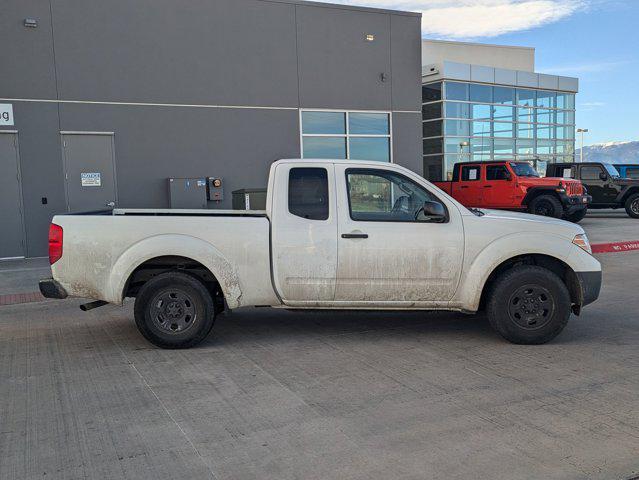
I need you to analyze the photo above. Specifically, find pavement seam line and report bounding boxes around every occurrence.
[103,326,219,480]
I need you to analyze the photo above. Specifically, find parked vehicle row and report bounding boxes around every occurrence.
[40,159,601,349]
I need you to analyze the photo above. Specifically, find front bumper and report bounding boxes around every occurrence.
[576,270,602,308]
[560,194,591,214]
[39,278,68,299]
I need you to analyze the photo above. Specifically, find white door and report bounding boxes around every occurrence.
[270,163,338,305]
[334,165,464,306]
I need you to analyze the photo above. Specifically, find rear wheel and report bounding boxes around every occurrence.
[564,208,587,223]
[487,265,571,344]
[528,194,564,219]
[624,193,639,218]
[134,272,216,349]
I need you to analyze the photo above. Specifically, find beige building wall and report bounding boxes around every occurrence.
[422,40,535,72]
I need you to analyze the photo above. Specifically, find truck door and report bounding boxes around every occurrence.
[482,164,514,208]
[270,163,338,305]
[452,164,483,207]
[579,165,616,205]
[334,165,464,305]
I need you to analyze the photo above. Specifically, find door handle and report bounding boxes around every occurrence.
[460,185,469,189]
[483,185,493,188]
[106,201,115,208]
[342,233,368,239]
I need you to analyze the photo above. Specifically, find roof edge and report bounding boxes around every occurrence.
[260,0,421,17]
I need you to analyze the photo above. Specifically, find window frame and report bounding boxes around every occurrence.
[345,167,449,224]
[300,109,393,163]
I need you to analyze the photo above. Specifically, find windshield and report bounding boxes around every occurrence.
[509,162,540,177]
[604,164,620,177]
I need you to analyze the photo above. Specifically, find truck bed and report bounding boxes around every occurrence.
[113,208,267,217]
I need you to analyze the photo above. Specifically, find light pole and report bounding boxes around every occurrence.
[577,128,589,163]
[459,140,469,155]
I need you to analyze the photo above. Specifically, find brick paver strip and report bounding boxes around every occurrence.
[0,291,45,306]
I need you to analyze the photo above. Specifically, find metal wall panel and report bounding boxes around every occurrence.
[0,133,26,258]
[390,15,422,112]
[392,112,422,174]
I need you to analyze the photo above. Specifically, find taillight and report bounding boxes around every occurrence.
[49,223,63,265]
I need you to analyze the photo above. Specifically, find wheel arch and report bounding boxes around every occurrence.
[619,186,639,204]
[522,187,561,206]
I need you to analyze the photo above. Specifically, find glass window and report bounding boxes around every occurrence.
[604,164,620,177]
[471,104,491,120]
[510,162,540,177]
[625,167,639,179]
[349,113,389,135]
[556,93,569,109]
[471,138,492,161]
[471,121,491,137]
[517,89,536,107]
[517,107,535,123]
[493,122,514,138]
[486,165,510,181]
[289,168,329,221]
[492,105,514,122]
[302,111,345,134]
[302,137,346,159]
[517,123,535,139]
[423,155,443,181]
[422,83,442,103]
[581,166,604,180]
[424,137,443,155]
[444,155,470,180]
[444,119,470,136]
[444,102,470,119]
[444,137,470,154]
[556,141,574,155]
[536,109,554,124]
[536,124,553,140]
[494,87,515,105]
[537,139,553,155]
[445,82,469,101]
[423,120,442,138]
[537,91,556,108]
[565,126,575,139]
[494,138,515,156]
[346,169,443,222]
[461,165,481,181]
[565,111,575,125]
[470,84,492,103]
[422,102,442,120]
[517,139,534,155]
[349,138,390,162]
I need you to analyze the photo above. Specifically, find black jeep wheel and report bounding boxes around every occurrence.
[487,265,571,344]
[528,194,564,219]
[564,208,587,223]
[624,193,639,219]
[134,272,216,349]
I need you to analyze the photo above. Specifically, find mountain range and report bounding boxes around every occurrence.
[576,141,639,164]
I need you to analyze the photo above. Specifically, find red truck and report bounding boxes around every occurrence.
[434,161,591,222]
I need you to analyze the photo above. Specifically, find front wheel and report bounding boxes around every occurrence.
[134,272,216,349]
[624,193,639,218]
[487,266,571,344]
[564,208,587,223]
[528,194,564,218]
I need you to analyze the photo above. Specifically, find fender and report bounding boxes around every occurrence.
[616,186,639,204]
[105,234,243,307]
[453,232,578,312]
[521,186,560,206]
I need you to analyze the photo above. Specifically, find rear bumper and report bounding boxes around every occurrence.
[576,270,602,307]
[39,278,68,299]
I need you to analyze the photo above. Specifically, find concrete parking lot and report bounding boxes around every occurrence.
[1,213,638,480]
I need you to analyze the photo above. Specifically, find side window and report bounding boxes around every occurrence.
[346,169,445,222]
[581,166,603,181]
[626,168,639,179]
[461,165,481,181]
[288,168,329,220]
[486,165,510,181]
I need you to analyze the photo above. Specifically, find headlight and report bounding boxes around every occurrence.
[572,234,592,254]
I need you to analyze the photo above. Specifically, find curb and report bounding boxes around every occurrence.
[592,241,639,254]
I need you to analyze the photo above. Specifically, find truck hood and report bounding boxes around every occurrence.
[471,208,584,240]
[517,176,580,188]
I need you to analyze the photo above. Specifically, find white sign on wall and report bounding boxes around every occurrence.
[81,172,102,187]
[0,104,14,126]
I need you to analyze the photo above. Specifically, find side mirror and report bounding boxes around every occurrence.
[418,201,447,222]
[599,172,608,181]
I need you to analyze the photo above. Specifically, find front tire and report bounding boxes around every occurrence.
[528,194,564,219]
[487,265,571,344]
[624,193,639,218]
[564,208,587,223]
[134,272,216,349]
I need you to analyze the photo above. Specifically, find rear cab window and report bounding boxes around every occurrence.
[288,168,329,220]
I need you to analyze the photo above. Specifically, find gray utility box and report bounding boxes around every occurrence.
[232,188,267,210]
[168,178,207,209]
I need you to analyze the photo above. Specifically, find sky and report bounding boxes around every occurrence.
[326,0,639,146]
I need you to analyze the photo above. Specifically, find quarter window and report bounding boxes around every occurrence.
[288,168,329,221]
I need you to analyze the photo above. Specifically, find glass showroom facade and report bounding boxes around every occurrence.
[422,81,576,180]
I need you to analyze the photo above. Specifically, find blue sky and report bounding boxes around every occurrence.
[330,0,639,146]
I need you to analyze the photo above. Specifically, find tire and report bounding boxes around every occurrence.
[528,194,564,219]
[134,272,216,349]
[564,208,587,223]
[624,193,639,218]
[486,265,571,345]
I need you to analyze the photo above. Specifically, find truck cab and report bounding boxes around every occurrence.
[434,161,590,222]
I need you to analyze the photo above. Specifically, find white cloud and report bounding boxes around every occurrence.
[329,0,587,39]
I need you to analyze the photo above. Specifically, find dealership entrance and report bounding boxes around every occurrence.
[0,131,26,259]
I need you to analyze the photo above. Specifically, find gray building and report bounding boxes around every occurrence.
[421,40,578,181]
[0,0,422,258]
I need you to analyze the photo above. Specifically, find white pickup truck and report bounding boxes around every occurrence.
[40,159,601,348]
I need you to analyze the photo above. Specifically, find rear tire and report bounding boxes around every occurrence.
[487,265,571,345]
[134,272,216,349]
[564,208,587,223]
[624,193,639,218]
[528,194,564,219]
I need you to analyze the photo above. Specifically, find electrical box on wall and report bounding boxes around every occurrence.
[207,177,224,202]
[168,178,207,209]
